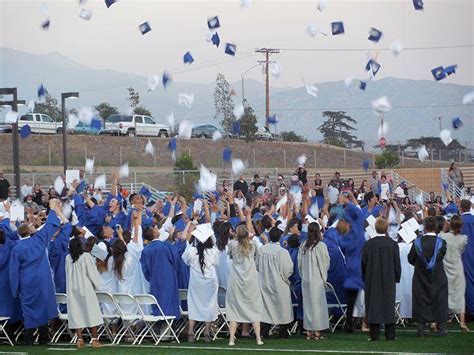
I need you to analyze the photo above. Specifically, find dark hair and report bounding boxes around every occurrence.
[304,222,322,252]
[143,226,155,242]
[69,237,84,263]
[122,230,132,244]
[287,218,301,233]
[287,234,300,248]
[17,223,31,238]
[460,199,472,213]
[72,226,83,238]
[450,215,463,234]
[96,228,105,241]
[217,222,232,251]
[84,236,96,253]
[128,193,137,204]
[112,239,127,281]
[427,206,437,217]
[196,237,214,275]
[254,174,260,179]
[269,227,282,243]
[0,229,5,245]
[435,216,445,234]
[424,216,437,233]
[364,191,375,204]
[261,215,273,230]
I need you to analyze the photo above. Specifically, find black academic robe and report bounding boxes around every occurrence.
[408,234,448,323]
[361,235,401,324]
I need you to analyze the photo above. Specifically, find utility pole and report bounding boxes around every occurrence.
[0,87,26,198]
[433,116,443,131]
[256,48,280,129]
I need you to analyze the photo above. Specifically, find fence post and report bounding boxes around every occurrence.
[32,173,35,186]
[313,149,317,170]
[182,171,185,185]
[401,150,404,167]
[253,149,256,168]
[188,148,191,157]
[119,147,123,165]
[134,172,137,185]
[283,149,286,169]
[85,146,87,160]
[343,149,347,168]
[372,152,375,167]
[48,144,52,166]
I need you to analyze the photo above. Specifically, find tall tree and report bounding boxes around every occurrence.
[35,94,62,122]
[94,102,119,124]
[239,99,258,142]
[318,111,364,149]
[281,131,307,142]
[213,73,236,131]
[126,87,152,116]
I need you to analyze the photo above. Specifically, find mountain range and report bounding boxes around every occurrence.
[1,47,473,148]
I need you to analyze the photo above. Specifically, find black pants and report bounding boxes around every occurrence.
[417,322,447,337]
[345,289,359,332]
[24,325,49,345]
[369,323,396,341]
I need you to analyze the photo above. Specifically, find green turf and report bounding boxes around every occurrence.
[2,325,473,354]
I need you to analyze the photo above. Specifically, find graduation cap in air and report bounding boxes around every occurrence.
[139,22,152,35]
[225,43,237,56]
[37,83,48,100]
[183,51,194,64]
[413,0,423,10]
[90,118,102,131]
[365,59,381,76]
[76,180,86,193]
[331,21,344,35]
[80,8,92,20]
[223,148,232,162]
[105,0,118,8]
[173,216,186,232]
[462,91,474,104]
[20,124,31,139]
[139,186,152,201]
[452,117,463,129]
[41,18,50,31]
[162,71,172,88]
[368,27,382,43]
[359,81,367,91]
[431,66,446,81]
[229,217,241,229]
[168,137,177,151]
[363,159,370,172]
[232,121,241,135]
[267,115,278,125]
[207,16,220,30]
[444,65,457,75]
[211,32,220,47]
[252,212,264,222]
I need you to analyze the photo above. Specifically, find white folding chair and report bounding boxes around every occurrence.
[134,294,180,345]
[0,317,14,346]
[51,293,75,343]
[213,287,230,340]
[95,291,121,342]
[325,282,347,333]
[112,293,142,344]
[394,300,406,327]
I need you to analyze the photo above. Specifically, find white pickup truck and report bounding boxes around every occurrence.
[104,114,170,137]
[18,113,62,134]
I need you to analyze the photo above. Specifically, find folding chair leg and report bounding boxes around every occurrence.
[0,320,14,346]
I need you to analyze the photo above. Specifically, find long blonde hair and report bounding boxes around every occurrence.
[235,225,252,256]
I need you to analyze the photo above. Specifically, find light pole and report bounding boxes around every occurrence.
[61,92,79,174]
[0,87,25,199]
[241,64,261,102]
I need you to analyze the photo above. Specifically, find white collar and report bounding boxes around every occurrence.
[19,235,31,240]
[425,232,436,236]
[462,212,471,215]
[374,234,385,238]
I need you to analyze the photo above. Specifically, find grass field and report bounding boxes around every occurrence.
[2,325,473,354]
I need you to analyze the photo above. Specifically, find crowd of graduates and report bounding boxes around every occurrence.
[0,166,473,348]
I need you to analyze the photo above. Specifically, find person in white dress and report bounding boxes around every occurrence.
[182,223,219,342]
[440,215,469,332]
[66,237,103,349]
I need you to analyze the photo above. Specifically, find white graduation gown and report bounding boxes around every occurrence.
[395,242,414,318]
[98,257,118,315]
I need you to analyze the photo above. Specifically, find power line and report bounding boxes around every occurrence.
[279,44,474,52]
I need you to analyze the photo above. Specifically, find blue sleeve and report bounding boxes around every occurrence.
[37,210,61,248]
[102,193,114,213]
[90,205,106,225]
[73,194,88,226]
[0,218,15,241]
[140,249,150,282]
[300,231,308,243]
[9,248,20,298]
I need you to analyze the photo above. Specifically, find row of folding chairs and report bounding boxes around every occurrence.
[53,292,180,345]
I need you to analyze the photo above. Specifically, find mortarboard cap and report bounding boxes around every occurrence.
[139,186,152,200]
[331,21,344,35]
[390,40,404,56]
[439,129,452,146]
[5,110,18,124]
[191,223,214,243]
[365,59,381,76]
[41,18,50,31]
[413,0,423,10]
[178,93,194,108]
[183,51,194,64]
[232,159,245,175]
[232,121,241,134]
[211,32,220,47]
[199,165,217,192]
[233,102,244,118]
[54,175,65,195]
[225,43,237,56]
[207,16,220,30]
[344,76,353,89]
[105,0,118,8]
[76,180,86,193]
[94,174,106,190]
[148,74,160,91]
[119,162,129,178]
[90,118,102,131]
[212,130,223,141]
[462,91,474,105]
[168,137,177,151]
[371,96,392,114]
[37,83,48,100]
[173,217,186,232]
[359,81,367,91]
[444,65,457,75]
[452,117,463,129]
[223,148,232,162]
[267,115,278,125]
[85,157,94,174]
[178,120,193,139]
[306,84,318,98]
[252,212,264,222]
[368,27,383,43]
[145,140,155,156]
[139,22,152,35]
[417,145,429,161]
[162,71,172,88]
[431,66,446,81]
[363,159,370,171]
[80,8,92,20]
[20,124,31,139]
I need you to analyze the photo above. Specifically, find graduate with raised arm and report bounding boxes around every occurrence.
[9,199,63,345]
[71,180,106,236]
[102,175,126,235]
[123,193,154,232]
[0,202,22,336]
[140,223,180,318]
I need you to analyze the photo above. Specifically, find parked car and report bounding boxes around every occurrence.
[0,124,12,133]
[105,114,170,137]
[18,113,62,134]
[255,123,273,141]
[191,124,232,139]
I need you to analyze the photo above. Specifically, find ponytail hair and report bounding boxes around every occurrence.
[69,237,84,263]
[196,237,214,275]
[304,222,322,252]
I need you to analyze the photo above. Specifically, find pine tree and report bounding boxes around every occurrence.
[318,111,364,149]
[213,73,236,131]
[239,99,258,142]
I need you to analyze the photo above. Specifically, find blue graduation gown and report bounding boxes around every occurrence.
[0,218,22,322]
[140,240,180,318]
[461,213,474,315]
[362,204,384,219]
[74,194,105,235]
[339,203,366,290]
[322,227,347,305]
[48,222,72,293]
[173,240,190,290]
[288,246,303,320]
[9,211,60,328]
[123,208,153,231]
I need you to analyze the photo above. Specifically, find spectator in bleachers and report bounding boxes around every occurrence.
[20,180,33,200]
[0,171,10,200]
[233,174,248,195]
[369,171,379,196]
[251,174,263,191]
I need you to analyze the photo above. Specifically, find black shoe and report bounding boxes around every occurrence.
[344,323,354,333]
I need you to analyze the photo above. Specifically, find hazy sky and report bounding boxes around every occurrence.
[0,0,473,88]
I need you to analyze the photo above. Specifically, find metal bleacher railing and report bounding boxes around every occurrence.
[440,166,474,199]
